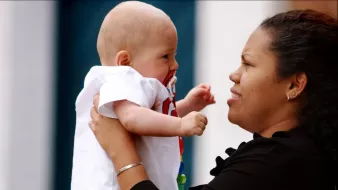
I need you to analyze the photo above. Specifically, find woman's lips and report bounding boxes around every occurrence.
[227,88,241,104]
[231,93,241,99]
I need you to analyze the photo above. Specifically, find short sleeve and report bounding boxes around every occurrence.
[98,67,156,118]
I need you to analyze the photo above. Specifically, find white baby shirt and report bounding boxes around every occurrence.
[71,66,180,190]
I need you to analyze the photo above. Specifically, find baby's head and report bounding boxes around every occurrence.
[97,1,178,85]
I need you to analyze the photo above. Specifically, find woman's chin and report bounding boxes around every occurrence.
[227,109,240,125]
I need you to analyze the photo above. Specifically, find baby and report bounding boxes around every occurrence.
[71,1,215,190]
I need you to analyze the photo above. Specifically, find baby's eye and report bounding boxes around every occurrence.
[163,54,169,59]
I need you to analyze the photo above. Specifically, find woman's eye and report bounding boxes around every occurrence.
[163,54,169,59]
[241,62,251,71]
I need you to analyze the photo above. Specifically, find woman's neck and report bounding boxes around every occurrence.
[259,119,299,138]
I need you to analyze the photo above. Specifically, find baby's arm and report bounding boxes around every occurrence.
[175,100,192,117]
[113,100,207,137]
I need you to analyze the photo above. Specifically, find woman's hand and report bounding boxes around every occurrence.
[89,94,149,190]
[89,94,137,161]
[89,94,135,160]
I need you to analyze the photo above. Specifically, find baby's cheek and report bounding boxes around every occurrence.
[156,75,166,83]
[159,70,170,82]
[142,68,166,82]
[137,67,152,78]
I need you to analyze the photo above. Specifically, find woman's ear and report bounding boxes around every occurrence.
[116,50,131,66]
[286,72,307,100]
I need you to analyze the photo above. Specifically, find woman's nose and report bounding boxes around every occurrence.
[229,70,241,83]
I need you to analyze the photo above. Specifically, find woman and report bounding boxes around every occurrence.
[89,9,338,190]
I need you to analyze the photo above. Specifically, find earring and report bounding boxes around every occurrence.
[287,91,297,101]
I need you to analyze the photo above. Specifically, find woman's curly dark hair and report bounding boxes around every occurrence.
[260,9,338,186]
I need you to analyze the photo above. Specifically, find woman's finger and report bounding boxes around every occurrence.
[90,106,100,123]
[93,93,100,109]
[88,121,96,132]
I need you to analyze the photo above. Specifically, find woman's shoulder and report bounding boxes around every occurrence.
[211,127,323,173]
[220,127,331,188]
[205,127,333,190]
[232,127,325,165]
[205,127,332,190]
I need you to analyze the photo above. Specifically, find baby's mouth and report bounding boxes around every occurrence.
[163,70,176,86]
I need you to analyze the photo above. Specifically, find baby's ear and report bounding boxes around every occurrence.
[116,50,131,66]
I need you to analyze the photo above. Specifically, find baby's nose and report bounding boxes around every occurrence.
[171,60,178,70]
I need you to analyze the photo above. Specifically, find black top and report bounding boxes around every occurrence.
[131,127,335,190]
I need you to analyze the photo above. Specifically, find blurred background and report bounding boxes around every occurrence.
[0,0,336,190]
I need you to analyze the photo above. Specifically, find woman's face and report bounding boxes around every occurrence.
[227,28,290,134]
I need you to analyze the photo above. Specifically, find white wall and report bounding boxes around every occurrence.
[0,2,14,190]
[193,1,287,185]
[0,1,56,190]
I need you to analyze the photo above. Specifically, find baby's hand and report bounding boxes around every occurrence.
[184,84,215,112]
[179,111,208,136]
